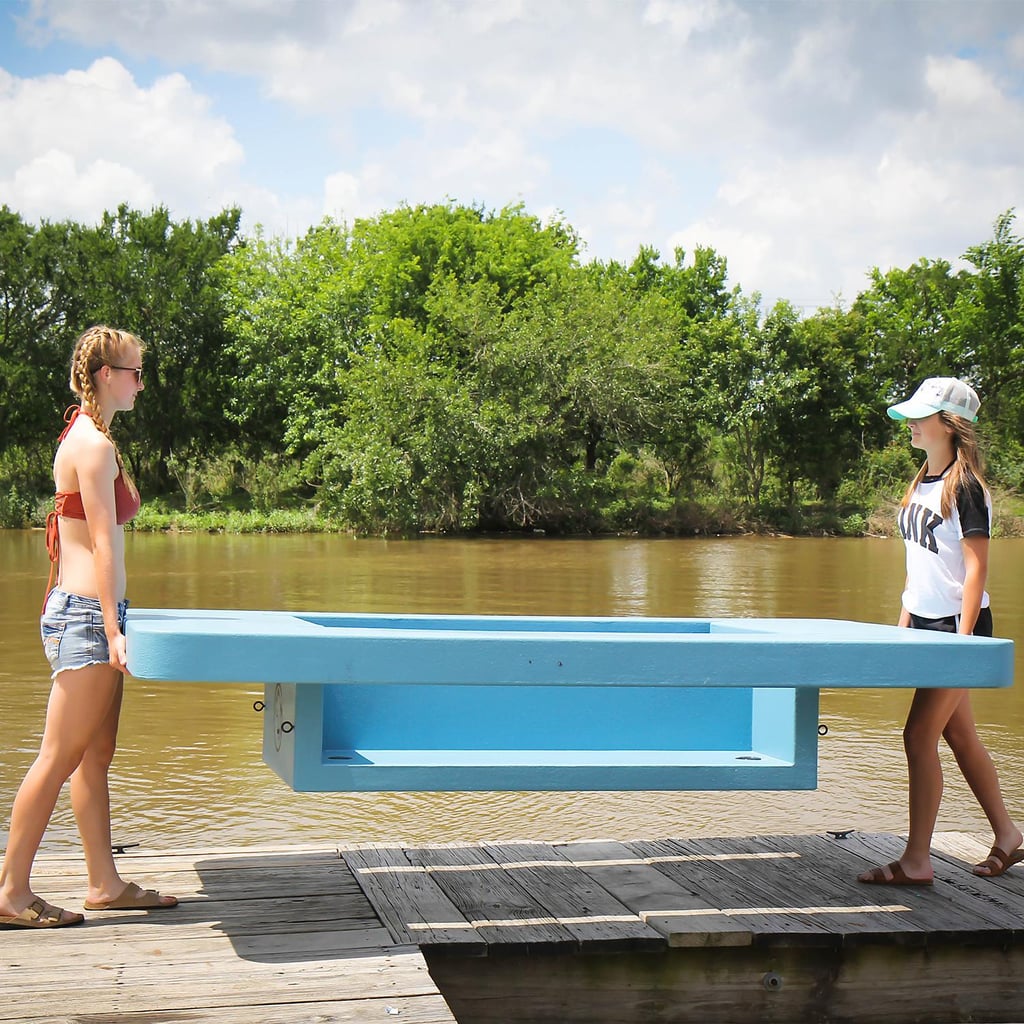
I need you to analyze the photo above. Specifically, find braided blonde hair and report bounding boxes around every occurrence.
[69,325,145,498]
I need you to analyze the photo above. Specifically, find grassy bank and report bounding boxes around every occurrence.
[127,502,1024,539]
[6,488,1023,538]
[131,506,346,534]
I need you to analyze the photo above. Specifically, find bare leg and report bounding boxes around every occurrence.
[942,693,1022,874]
[0,664,122,920]
[71,671,129,903]
[859,687,966,883]
[69,670,176,909]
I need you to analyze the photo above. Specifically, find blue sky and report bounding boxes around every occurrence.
[2,0,1022,309]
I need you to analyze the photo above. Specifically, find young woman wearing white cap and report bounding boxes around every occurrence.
[858,377,1021,885]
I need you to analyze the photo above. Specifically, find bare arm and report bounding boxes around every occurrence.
[959,535,989,636]
[898,577,911,627]
[76,436,128,670]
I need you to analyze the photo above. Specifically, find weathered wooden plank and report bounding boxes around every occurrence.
[1,950,440,1016]
[193,862,360,896]
[479,841,665,952]
[343,844,487,953]
[22,855,350,903]
[24,859,362,907]
[2,919,396,971]
[65,900,374,952]
[1,842,459,1024]
[24,843,344,875]
[704,831,1017,941]
[19,994,457,1024]
[738,833,932,942]
[931,830,1024,904]
[10,834,1024,1024]
[20,890,377,931]
[404,842,579,952]
[930,830,993,867]
[555,838,753,947]
[627,836,850,943]
[763,827,1024,932]
[2,883,386,955]
[2,924,390,978]
[838,831,1021,935]
[2,954,428,1012]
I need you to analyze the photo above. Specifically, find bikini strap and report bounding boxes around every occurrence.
[43,407,81,612]
[57,405,81,443]
[42,511,60,614]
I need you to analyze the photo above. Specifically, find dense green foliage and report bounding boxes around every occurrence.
[2,200,1022,535]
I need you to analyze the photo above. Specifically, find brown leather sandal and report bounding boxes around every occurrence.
[858,861,933,886]
[973,845,1024,878]
[84,881,179,911]
[0,897,85,928]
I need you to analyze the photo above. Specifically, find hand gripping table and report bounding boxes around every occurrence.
[125,611,1014,793]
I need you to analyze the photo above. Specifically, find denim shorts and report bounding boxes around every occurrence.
[40,589,129,679]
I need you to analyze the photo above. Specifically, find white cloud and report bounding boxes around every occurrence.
[342,0,405,36]
[5,0,1024,308]
[13,150,154,212]
[926,54,1003,109]
[427,129,549,196]
[322,170,363,218]
[316,125,550,234]
[461,0,529,34]
[667,139,1022,310]
[918,55,1024,163]
[781,21,859,105]
[20,0,760,145]
[642,0,734,42]
[0,57,243,223]
[321,166,391,226]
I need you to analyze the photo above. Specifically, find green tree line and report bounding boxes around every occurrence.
[1,201,1022,536]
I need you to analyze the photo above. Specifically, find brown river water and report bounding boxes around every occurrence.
[2,531,1023,854]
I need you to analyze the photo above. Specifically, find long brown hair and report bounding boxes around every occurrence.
[900,411,988,518]
[68,325,145,497]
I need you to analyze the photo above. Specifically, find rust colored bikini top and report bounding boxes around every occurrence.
[52,477,140,525]
[44,407,141,603]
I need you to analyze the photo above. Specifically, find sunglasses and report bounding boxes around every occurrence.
[110,365,144,384]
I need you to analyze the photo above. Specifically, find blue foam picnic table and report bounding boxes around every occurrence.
[125,610,1014,793]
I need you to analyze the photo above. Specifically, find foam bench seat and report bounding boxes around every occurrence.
[125,611,1014,793]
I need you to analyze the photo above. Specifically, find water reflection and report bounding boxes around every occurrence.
[1,532,1022,853]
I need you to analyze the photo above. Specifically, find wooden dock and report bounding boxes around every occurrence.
[4,831,1024,1023]
[1,844,457,1023]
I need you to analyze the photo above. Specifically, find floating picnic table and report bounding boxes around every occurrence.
[125,611,1014,793]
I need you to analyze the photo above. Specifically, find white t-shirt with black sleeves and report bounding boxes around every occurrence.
[898,464,991,619]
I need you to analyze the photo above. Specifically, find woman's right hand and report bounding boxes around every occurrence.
[108,631,129,673]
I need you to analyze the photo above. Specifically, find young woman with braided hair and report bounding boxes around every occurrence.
[1,326,177,928]
[858,377,1021,886]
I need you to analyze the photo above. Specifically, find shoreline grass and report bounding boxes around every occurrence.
[131,506,347,534]
[8,491,1023,538]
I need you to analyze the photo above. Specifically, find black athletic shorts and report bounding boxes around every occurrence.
[908,606,993,637]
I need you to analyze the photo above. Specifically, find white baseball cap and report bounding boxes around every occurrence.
[887,377,980,422]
